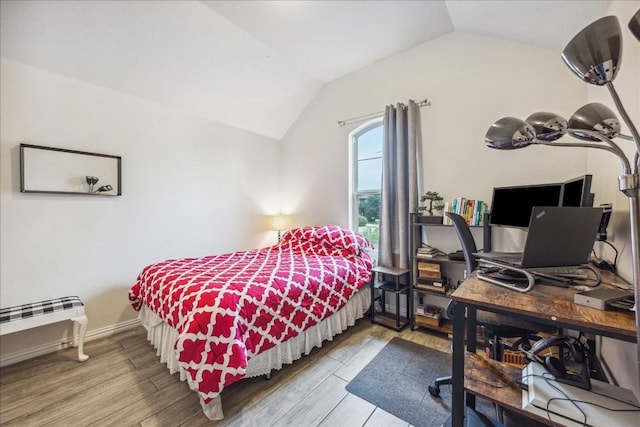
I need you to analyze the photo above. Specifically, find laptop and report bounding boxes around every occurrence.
[475,206,603,269]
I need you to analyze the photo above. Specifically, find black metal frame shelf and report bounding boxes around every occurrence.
[370,265,410,331]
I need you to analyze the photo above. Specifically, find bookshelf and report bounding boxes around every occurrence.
[409,213,479,334]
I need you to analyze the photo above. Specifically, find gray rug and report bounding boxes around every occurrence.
[346,337,452,427]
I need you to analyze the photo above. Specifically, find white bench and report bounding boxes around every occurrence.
[0,296,89,362]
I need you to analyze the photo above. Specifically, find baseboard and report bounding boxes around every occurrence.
[0,318,141,367]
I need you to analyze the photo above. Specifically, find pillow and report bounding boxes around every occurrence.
[280,226,315,243]
[310,225,375,255]
[280,225,375,255]
[281,225,374,255]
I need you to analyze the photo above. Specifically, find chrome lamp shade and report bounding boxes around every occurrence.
[525,112,567,142]
[484,117,535,149]
[567,103,622,141]
[561,15,622,85]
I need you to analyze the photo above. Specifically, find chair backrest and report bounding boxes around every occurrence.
[445,212,478,275]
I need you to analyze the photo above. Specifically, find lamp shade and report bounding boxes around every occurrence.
[271,215,288,231]
[567,102,621,141]
[485,117,535,149]
[525,112,567,141]
[629,8,640,42]
[561,15,622,85]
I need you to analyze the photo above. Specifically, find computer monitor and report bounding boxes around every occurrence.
[489,183,563,229]
[560,174,593,207]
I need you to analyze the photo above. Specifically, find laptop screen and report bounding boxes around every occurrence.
[519,206,603,268]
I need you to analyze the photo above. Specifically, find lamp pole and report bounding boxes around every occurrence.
[621,175,640,385]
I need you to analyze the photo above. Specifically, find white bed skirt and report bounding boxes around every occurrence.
[138,286,372,420]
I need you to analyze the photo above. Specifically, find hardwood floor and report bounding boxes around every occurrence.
[0,319,451,427]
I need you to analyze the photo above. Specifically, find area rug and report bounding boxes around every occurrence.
[346,337,452,427]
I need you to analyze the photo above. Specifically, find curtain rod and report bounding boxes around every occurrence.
[337,98,431,127]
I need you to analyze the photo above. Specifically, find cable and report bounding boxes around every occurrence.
[604,241,619,271]
[544,375,588,427]
[466,369,640,427]
[462,372,581,427]
[591,240,619,272]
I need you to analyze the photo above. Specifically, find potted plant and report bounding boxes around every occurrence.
[417,191,445,223]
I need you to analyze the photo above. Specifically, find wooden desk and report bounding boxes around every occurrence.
[449,270,636,427]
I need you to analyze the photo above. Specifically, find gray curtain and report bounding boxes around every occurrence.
[378,100,420,269]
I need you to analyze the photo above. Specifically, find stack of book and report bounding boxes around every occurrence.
[415,304,442,327]
[442,197,489,226]
[415,245,439,259]
[416,262,450,293]
[417,261,441,280]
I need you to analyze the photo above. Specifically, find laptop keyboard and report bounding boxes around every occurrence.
[486,254,522,264]
[531,266,587,275]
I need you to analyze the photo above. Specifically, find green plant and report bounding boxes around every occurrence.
[358,225,379,248]
[417,191,445,216]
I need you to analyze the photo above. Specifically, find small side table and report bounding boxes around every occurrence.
[370,265,411,331]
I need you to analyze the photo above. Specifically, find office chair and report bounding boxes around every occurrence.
[428,212,555,399]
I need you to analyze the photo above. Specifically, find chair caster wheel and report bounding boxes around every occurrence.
[428,385,440,398]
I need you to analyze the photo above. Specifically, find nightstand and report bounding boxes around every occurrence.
[370,265,411,331]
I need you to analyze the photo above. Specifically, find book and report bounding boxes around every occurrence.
[415,280,449,293]
[418,270,441,279]
[417,245,438,254]
[442,197,489,226]
[443,202,451,224]
[415,253,438,259]
[417,261,439,269]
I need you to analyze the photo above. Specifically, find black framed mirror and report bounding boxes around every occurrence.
[20,143,122,196]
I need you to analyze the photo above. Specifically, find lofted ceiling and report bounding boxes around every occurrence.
[0,0,613,140]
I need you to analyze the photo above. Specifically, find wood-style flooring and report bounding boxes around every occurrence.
[0,319,451,427]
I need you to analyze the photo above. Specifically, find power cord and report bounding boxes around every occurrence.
[591,241,619,272]
[463,370,640,427]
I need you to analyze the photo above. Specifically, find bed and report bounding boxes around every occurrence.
[128,225,374,420]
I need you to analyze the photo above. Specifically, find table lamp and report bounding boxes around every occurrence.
[272,215,288,242]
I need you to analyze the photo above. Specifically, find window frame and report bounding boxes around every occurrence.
[348,118,383,247]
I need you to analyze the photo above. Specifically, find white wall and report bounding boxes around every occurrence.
[0,59,280,361]
[280,31,589,230]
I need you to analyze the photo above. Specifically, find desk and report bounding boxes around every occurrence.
[450,270,636,427]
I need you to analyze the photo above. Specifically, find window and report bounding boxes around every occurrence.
[349,119,383,248]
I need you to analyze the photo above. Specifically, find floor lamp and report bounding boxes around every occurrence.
[485,12,640,392]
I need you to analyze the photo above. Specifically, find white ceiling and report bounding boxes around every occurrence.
[0,0,613,140]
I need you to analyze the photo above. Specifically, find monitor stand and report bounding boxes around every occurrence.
[476,259,536,292]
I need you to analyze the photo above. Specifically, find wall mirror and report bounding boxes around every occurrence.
[20,143,122,196]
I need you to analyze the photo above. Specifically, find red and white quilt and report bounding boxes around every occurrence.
[129,225,373,405]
